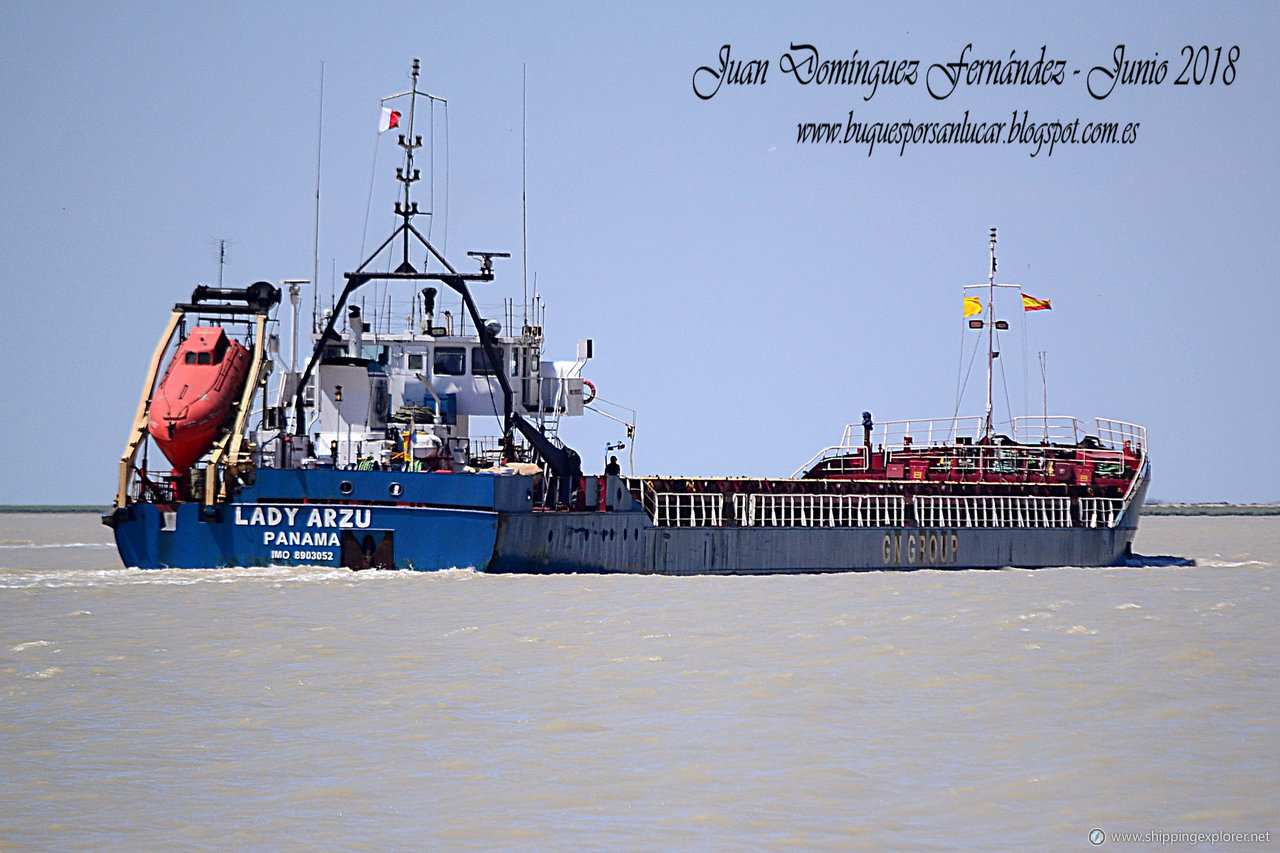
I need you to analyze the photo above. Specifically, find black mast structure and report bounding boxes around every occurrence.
[289,59,581,502]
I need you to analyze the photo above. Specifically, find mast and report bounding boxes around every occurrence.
[984,227,997,441]
[285,60,582,500]
[312,62,324,327]
[396,59,423,269]
[521,63,528,331]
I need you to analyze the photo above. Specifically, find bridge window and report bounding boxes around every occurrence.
[434,347,465,376]
[407,353,425,371]
[471,346,500,376]
[360,345,389,365]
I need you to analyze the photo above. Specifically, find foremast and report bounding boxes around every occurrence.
[970,226,1019,444]
[984,227,997,442]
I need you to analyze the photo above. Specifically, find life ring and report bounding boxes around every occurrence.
[582,379,596,405]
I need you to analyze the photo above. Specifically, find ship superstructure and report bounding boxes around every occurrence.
[264,277,590,483]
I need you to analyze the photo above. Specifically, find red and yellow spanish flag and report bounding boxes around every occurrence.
[1022,294,1052,311]
[963,296,982,317]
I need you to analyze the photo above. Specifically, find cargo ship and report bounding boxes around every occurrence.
[105,63,1150,573]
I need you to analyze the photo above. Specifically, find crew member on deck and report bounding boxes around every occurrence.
[605,455,621,476]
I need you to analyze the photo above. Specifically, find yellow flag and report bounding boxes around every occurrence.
[963,296,982,317]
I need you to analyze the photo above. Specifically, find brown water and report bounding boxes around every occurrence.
[1,514,1276,850]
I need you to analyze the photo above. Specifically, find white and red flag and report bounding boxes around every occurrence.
[379,108,401,133]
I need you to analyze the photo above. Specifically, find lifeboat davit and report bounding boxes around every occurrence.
[147,326,251,472]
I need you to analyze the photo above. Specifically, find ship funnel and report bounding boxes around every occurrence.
[348,305,364,357]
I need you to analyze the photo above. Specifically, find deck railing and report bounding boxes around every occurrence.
[913,495,1072,528]
[642,489,1134,530]
[651,492,724,527]
[843,416,986,452]
[887,445,1128,479]
[1095,418,1148,455]
[1010,416,1084,446]
[790,445,868,479]
[1078,496,1125,528]
[1010,416,1147,456]
[797,415,1145,481]
[817,415,1145,455]
[732,493,906,528]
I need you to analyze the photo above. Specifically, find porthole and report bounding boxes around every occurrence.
[389,482,403,497]
[339,480,354,495]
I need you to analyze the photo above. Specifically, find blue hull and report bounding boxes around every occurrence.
[108,468,529,570]
[110,500,499,570]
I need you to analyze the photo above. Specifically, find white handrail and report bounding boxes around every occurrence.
[790,445,868,479]
[913,495,1071,528]
[650,492,723,527]
[732,493,905,528]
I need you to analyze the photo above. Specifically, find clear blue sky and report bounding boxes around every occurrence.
[1,2,1276,503]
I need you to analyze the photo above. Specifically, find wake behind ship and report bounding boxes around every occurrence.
[105,62,1150,573]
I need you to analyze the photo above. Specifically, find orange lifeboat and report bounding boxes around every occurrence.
[147,326,251,472]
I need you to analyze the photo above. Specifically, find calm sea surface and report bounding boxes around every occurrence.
[1,514,1276,851]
